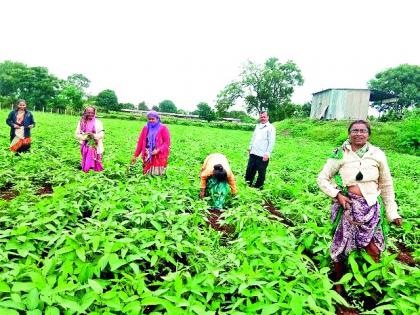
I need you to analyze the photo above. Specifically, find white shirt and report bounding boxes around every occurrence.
[75,119,105,154]
[249,122,276,157]
[317,144,400,222]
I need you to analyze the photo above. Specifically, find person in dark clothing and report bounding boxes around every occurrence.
[245,111,276,189]
[6,100,35,153]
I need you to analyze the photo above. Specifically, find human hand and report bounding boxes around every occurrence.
[13,124,20,129]
[199,189,205,199]
[152,149,159,155]
[262,154,269,162]
[337,192,352,210]
[393,218,402,227]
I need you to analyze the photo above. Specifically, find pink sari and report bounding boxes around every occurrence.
[79,117,104,172]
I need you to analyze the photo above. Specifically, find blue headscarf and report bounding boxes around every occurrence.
[146,111,161,159]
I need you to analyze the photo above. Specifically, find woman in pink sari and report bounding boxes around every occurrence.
[75,106,104,172]
[131,111,170,175]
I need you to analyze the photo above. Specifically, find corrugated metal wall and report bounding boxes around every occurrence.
[310,89,369,120]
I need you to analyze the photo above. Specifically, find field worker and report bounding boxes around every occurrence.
[200,153,237,210]
[245,111,276,189]
[317,120,402,294]
[75,106,105,172]
[131,111,171,175]
[6,99,35,153]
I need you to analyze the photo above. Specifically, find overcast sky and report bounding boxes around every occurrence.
[1,0,419,111]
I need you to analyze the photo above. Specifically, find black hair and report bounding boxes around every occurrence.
[213,164,228,182]
[348,120,371,135]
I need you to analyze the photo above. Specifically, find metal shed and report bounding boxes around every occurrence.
[310,88,397,120]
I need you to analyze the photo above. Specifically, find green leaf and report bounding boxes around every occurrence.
[337,273,353,284]
[75,247,86,262]
[261,303,280,315]
[348,253,359,274]
[45,306,60,315]
[26,288,39,310]
[150,255,158,267]
[373,304,398,312]
[354,273,366,287]
[0,281,11,292]
[109,253,126,271]
[88,279,103,294]
[290,294,304,315]
[0,309,20,315]
[11,282,35,292]
[371,281,382,293]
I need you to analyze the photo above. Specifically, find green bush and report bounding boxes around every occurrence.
[274,118,419,155]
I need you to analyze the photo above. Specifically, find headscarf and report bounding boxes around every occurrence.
[146,111,161,152]
[342,139,370,158]
[79,107,96,133]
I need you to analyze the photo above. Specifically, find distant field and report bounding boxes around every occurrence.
[0,111,418,314]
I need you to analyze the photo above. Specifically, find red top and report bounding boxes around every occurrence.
[134,124,171,167]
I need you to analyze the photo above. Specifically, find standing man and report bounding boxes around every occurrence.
[245,111,276,189]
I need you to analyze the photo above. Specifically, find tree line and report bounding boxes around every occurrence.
[0,60,418,122]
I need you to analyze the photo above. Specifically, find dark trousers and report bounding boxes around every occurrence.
[245,154,269,189]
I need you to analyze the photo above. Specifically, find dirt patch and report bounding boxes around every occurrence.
[263,200,294,227]
[0,183,18,201]
[207,209,234,234]
[395,242,416,266]
[36,182,53,195]
[336,305,359,315]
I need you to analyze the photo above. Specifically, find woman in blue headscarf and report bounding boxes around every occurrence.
[131,111,171,175]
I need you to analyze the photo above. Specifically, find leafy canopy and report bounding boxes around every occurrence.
[216,57,303,121]
[96,89,119,111]
[158,99,177,113]
[194,102,217,122]
[368,64,420,117]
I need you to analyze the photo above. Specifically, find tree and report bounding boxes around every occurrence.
[368,64,420,118]
[293,102,311,118]
[120,102,135,110]
[195,102,217,122]
[54,84,84,111]
[67,73,90,90]
[216,57,304,121]
[96,89,119,111]
[158,99,177,113]
[0,61,60,109]
[138,101,148,111]
[152,105,159,111]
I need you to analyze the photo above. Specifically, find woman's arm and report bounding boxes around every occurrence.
[157,125,170,153]
[6,111,15,128]
[227,172,237,194]
[378,152,401,223]
[134,127,147,158]
[93,120,105,140]
[28,112,35,128]
[75,123,87,141]
[316,158,342,198]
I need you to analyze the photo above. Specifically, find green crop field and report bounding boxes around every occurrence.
[0,111,418,314]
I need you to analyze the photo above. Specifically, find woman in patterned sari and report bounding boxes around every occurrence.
[6,100,35,153]
[75,106,104,172]
[317,120,402,294]
[131,111,171,175]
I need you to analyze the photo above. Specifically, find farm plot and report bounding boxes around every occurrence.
[0,111,418,314]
